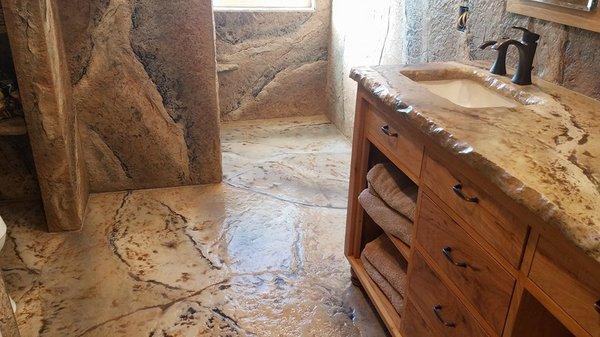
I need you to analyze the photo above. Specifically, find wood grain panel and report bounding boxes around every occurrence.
[409,251,489,337]
[529,236,600,336]
[402,299,436,337]
[417,194,516,335]
[422,154,527,268]
[365,106,423,181]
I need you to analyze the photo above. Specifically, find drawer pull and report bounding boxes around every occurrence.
[442,247,468,268]
[452,183,479,203]
[595,300,600,314]
[380,125,398,137]
[433,305,456,328]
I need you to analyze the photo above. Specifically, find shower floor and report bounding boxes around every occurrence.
[0,115,387,336]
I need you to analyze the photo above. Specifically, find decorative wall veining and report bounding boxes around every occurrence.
[57,0,222,192]
[327,0,600,138]
[215,0,331,121]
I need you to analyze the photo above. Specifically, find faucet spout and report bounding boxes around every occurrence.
[493,39,524,51]
[479,40,497,50]
[479,40,507,76]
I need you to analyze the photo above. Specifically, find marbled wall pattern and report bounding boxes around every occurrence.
[328,0,600,138]
[57,0,222,192]
[215,0,331,121]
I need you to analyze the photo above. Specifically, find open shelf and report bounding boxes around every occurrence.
[510,291,575,337]
[0,117,27,136]
[363,145,415,263]
[348,256,404,337]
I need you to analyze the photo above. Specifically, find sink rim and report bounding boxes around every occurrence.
[417,78,522,109]
[399,67,545,108]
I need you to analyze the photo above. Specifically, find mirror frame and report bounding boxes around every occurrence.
[507,0,600,32]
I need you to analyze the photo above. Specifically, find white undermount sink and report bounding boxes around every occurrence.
[418,79,520,108]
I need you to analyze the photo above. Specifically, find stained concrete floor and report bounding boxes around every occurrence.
[0,116,387,336]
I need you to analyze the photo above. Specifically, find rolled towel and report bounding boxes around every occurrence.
[367,163,417,222]
[359,189,413,245]
[363,235,408,296]
[361,253,405,313]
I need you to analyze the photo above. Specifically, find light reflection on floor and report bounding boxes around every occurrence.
[0,115,387,336]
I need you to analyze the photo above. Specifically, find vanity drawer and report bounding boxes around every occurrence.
[529,236,600,336]
[422,154,527,268]
[417,194,515,335]
[402,299,436,337]
[364,106,423,180]
[409,251,489,337]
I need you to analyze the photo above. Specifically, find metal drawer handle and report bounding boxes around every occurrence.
[442,247,468,268]
[433,305,456,328]
[452,183,479,203]
[380,125,398,137]
[595,300,600,314]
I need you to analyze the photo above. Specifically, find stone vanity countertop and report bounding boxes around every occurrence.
[351,62,600,262]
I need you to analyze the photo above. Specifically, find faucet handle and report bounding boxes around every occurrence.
[511,26,540,43]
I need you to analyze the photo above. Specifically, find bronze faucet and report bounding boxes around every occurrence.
[480,27,540,85]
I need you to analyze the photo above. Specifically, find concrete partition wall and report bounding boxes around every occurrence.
[1,0,224,230]
[1,0,88,232]
[57,0,223,192]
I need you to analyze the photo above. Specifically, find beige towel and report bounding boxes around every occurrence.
[361,253,405,313]
[367,163,417,222]
[363,235,408,296]
[359,189,413,245]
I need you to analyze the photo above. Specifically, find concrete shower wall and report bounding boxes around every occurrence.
[56,0,222,192]
[326,0,406,137]
[215,0,331,121]
[328,0,600,138]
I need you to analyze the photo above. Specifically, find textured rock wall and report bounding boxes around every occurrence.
[328,0,600,138]
[215,0,331,121]
[1,0,89,231]
[404,0,600,98]
[0,3,39,203]
[57,0,222,192]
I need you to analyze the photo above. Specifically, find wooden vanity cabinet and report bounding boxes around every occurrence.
[345,87,600,337]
